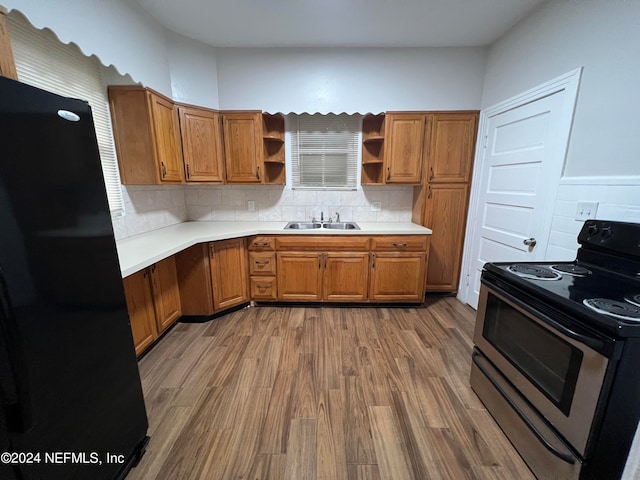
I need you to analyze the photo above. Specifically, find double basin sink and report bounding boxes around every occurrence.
[284,221,360,230]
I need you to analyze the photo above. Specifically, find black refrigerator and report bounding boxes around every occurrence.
[0,76,149,479]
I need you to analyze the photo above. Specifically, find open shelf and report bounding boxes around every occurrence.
[361,114,386,185]
[262,113,286,184]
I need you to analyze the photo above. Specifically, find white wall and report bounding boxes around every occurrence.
[482,0,640,178]
[5,0,173,96]
[216,47,487,113]
[167,32,220,109]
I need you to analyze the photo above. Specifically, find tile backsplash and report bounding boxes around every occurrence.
[111,184,415,240]
[545,179,640,260]
[111,185,187,240]
[184,185,414,223]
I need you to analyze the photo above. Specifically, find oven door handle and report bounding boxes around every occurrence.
[485,278,607,352]
[472,351,577,465]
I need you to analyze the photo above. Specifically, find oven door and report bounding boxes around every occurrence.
[473,274,612,455]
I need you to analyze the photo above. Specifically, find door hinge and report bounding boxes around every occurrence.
[483,135,488,149]
[466,273,470,286]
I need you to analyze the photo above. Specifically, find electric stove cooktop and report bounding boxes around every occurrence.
[482,220,640,338]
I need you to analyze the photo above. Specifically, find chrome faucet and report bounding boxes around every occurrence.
[335,212,340,223]
[320,211,324,222]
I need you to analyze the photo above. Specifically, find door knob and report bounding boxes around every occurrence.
[523,238,537,247]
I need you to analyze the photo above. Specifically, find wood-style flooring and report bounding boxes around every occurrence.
[128,297,534,480]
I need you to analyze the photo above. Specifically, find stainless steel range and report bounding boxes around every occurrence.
[471,220,640,480]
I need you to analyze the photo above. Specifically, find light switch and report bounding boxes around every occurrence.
[575,201,598,221]
[370,201,381,212]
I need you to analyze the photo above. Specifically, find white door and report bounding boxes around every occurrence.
[461,70,581,308]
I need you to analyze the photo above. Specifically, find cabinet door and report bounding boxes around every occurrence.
[122,270,158,356]
[175,244,216,316]
[384,113,425,184]
[149,92,185,183]
[369,253,426,302]
[222,112,263,183]
[209,238,249,311]
[150,256,182,334]
[323,252,370,302]
[422,183,470,292]
[426,113,478,183]
[179,106,225,182]
[277,252,323,301]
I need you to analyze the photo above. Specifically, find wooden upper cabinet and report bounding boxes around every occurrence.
[384,113,426,184]
[108,86,184,185]
[426,113,478,183]
[222,111,263,183]
[178,105,225,183]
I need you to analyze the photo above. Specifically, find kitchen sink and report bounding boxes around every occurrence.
[284,222,322,229]
[322,222,360,230]
[283,221,360,230]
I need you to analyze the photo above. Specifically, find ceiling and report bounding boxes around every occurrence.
[130,0,546,48]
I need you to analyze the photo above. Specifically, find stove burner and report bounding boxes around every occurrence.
[507,264,562,280]
[583,298,640,321]
[625,294,640,308]
[550,264,591,277]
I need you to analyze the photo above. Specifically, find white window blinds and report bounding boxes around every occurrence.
[7,12,124,216]
[289,113,361,190]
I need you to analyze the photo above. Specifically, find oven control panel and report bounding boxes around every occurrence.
[579,220,640,257]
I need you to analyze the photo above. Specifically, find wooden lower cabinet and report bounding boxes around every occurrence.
[175,238,249,314]
[277,252,322,301]
[123,255,182,356]
[323,252,370,301]
[422,183,470,292]
[276,251,370,302]
[369,252,427,302]
[123,270,156,356]
[210,238,249,310]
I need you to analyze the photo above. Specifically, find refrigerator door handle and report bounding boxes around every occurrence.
[0,267,33,433]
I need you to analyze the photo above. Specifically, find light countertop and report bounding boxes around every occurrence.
[116,221,432,278]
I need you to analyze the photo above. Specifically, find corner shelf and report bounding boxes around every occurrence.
[361,113,386,185]
[262,113,286,185]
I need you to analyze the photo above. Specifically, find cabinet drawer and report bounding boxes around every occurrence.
[250,276,277,300]
[275,236,370,251]
[370,235,428,252]
[248,236,275,251]
[249,252,276,275]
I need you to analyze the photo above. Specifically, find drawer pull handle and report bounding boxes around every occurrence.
[392,242,408,248]
[255,260,270,266]
[429,166,434,181]
[253,242,270,247]
[161,162,167,178]
[256,284,270,289]
[256,166,261,180]
[386,167,391,182]
[185,163,191,179]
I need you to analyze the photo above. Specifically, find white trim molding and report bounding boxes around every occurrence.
[560,175,640,186]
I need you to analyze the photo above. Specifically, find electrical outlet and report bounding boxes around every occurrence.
[370,201,381,212]
[247,200,255,212]
[575,201,598,221]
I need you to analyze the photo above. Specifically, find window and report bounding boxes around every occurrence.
[289,113,361,190]
[7,12,125,216]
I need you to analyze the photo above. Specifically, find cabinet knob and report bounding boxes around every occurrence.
[386,167,391,182]
[185,163,191,179]
[256,166,261,180]
[427,185,432,199]
[161,162,167,178]
[429,166,434,181]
